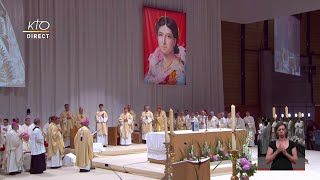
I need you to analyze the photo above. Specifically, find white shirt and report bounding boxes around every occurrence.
[218,118,227,128]
[208,117,218,129]
[1,125,9,137]
[28,123,36,135]
[30,127,46,155]
[244,116,256,133]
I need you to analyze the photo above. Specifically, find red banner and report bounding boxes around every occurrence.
[143,7,186,85]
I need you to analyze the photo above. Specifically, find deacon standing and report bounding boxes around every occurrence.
[30,118,46,174]
[95,104,108,147]
[118,107,133,146]
[74,119,93,172]
[141,105,154,143]
[243,111,256,146]
[47,116,64,168]
[60,104,75,147]
[75,107,88,129]
[5,122,23,175]
[154,107,166,132]
[127,105,137,131]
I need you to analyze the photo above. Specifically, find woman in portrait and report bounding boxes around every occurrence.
[265,122,298,170]
[144,16,186,85]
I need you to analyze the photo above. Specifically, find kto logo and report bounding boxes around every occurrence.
[23,19,50,39]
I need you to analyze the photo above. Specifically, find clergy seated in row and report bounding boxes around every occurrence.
[30,118,46,174]
[95,104,108,147]
[176,112,186,130]
[47,116,64,168]
[153,107,166,132]
[119,107,133,146]
[60,104,75,148]
[5,122,23,175]
[22,132,31,172]
[207,111,218,129]
[141,105,154,143]
[74,120,93,172]
[198,110,207,129]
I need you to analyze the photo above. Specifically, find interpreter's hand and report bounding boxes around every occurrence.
[277,144,286,153]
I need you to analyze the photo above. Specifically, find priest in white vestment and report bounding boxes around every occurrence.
[186,113,198,130]
[47,116,64,168]
[217,113,227,128]
[22,132,31,172]
[243,111,256,146]
[141,105,154,142]
[30,118,46,174]
[226,113,232,128]
[21,117,31,133]
[74,120,93,172]
[197,110,207,129]
[95,104,108,146]
[43,116,52,142]
[118,107,133,145]
[5,122,23,175]
[235,112,245,129]
[207,111,218,129]
[127,105,137,131]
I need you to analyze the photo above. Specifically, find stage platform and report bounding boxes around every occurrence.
[65,143,147,156]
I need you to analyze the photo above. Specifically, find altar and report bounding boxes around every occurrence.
[146,128,247,163]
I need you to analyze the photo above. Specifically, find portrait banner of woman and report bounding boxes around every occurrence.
[143,7,186,85]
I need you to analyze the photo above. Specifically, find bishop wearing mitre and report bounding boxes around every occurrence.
[75,107,88,129]
[119,107,133,146]
[47,116,64,168]
[59,104,75,147]
[74,119,93,172]
[141,105,154,143]
[154,107,167,132]
[95,104,108,147]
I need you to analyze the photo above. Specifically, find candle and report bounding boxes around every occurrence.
[302,113,304,117]
[169,109,174,134]
[231,105,236,150]
[164,117,169,143]
[272,107,276,119]
[298,112,302,118]
[295,113,298,118]
[285,106,289,118]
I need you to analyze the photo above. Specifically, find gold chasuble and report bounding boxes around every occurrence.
[119,113,133,139]
[47,123,64,160]
[95,111,108,136]
[75,113,88,129]
[177,116,186,130]
[59,111,75,138]
[154,110,167,132]
[141,111,153,140]
[74,126,93,168]
[129,110,136,131]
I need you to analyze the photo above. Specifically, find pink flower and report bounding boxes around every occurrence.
[239,158,250,166]
[243,164,251,171]
[212,155,219,161]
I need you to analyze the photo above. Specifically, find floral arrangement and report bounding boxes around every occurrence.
[236,157,257,179]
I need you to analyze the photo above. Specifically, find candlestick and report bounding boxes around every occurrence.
[272,107,276,119]
[231,105,236,150]
[285,106,289,118]
[164,117,169,143]
[169,109,174,134]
